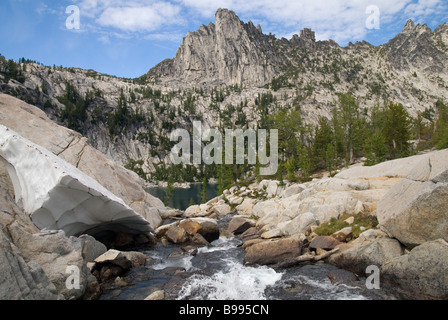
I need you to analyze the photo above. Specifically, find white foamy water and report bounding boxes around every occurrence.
[279,274,368,300]
[177,258,283,300]
[146,251,197,271]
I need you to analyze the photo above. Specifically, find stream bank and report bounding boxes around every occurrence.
[97,214,404,301]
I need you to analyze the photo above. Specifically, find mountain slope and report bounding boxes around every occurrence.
[1,8,448,182]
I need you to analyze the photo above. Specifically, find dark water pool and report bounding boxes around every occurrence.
[147,183,218,210]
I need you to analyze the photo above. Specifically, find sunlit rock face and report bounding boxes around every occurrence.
[0,125,153,238]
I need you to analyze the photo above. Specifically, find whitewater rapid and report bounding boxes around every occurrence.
[176,237,283,300]
[99,236,402,300]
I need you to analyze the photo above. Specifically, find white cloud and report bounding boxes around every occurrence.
[71,0,448,44]
[177,0,415,43]
[74,0,185,32]
[404,0,448,24]
[96,3,182,32]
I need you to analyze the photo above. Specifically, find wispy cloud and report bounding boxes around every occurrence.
[144,32,185,42]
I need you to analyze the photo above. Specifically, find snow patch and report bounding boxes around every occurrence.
[0,125,152,237]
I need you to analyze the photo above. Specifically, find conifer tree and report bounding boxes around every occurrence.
[432,100,448,149]
[200,177,208,204]
[383,102,412,158]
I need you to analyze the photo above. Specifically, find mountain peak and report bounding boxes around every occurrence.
[402,19,415,33]
[149,7,280,86]
[215,8,238,20]
[215,8,244,38]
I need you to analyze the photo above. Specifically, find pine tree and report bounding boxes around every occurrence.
[217,164,234,194]
[383,103,412,158]
[432,100,448,149]
[313,117,335,170]
[200,177,208,204]
[325,143,336,176]
[285,156,298,182]
[335,93,360,165]
[188,197,196,207]
[164,176,174,207]
[364,129,388,166]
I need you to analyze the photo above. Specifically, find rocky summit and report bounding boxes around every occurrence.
[149,9,282,87]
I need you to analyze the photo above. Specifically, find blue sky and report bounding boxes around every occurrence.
[1,0,447,79]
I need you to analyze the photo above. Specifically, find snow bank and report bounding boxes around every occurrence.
[0,125,152,237]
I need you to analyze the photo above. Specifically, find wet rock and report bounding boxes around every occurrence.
[94,249,133,270]
[190,217,220,242]
[84,274,102,300]
[168,249,186,259]
[155,222,177,238]
[165,226,188,244]
[114,276,128,287]
[179,219,202,236]
[121,251,147,267]
[144,290,165,300]
[228,216,255,235]
[192,233,211,246]
[327,269,359,285]
[240,227,259,240]
[98,265,124,282]
[244,234,304,266]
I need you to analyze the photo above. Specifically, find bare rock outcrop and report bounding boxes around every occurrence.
[377,149,448,248]
[381,239,448,299]
[149,9,284,87]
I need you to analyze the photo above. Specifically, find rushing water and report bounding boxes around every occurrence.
[100,234,402,301]
[101,185,403,300]
[176,237,283,300]
[146,184,218,210]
